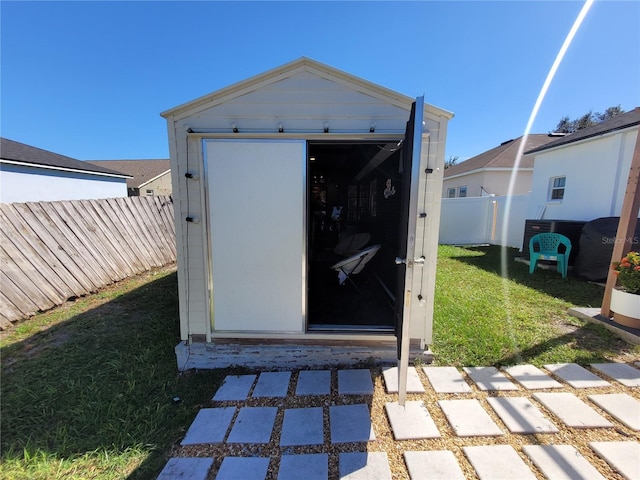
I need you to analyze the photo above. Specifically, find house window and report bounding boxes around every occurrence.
[447,188,456,198]
[146,189,154,196]
[458,186,467,198]
[549,176,565,201]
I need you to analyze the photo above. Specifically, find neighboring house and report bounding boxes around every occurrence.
[0,137,130,203]
[525,107,640,221]
[87,159,171,196]
[443,134,561,198]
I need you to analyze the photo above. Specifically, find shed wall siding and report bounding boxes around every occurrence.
[175,72,410,135]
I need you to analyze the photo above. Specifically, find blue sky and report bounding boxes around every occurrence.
[1,1,639,162]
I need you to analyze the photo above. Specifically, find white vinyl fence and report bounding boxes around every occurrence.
[439,194,531,249]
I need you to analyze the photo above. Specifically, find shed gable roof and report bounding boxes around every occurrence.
[444,134,558,178]
[161,57,453,122]
[1,137,130,178]
[87,159,170,189]
[525,107,640,155]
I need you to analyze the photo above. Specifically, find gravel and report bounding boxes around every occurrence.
[172,366,639,479]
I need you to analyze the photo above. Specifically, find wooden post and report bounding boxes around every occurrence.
[601,131,640,317]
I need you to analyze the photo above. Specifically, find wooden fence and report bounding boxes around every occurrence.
[0,196,176,328]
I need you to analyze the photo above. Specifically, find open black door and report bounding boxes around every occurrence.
[395,97,424,404]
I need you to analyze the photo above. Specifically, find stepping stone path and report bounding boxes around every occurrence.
[160,363,640,479]
[422,366,472,393]
[503,364,563,389]
[544,363,611,388]
[382,366,425,393]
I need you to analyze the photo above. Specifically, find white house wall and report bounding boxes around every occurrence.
[0,164,127,203]
[443,170,532,197]
[528,128,638,221]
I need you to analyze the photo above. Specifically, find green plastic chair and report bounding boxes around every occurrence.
[528,233,572,278]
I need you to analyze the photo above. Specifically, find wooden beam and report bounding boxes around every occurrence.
[601,130,640,317]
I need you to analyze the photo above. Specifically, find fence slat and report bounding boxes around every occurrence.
[88,199,145,273]
[52,201,121,281]
[33,202,110,288]
[0,196,176,327]
[139,196,174,264]
[0,240,65,306]
[2,203,85,296]
[0,293,21,326]
[0,271,39,317]
[105,198,154,270]
[79,200,136,278]
[125,197,165,266]
[24,202,100,293]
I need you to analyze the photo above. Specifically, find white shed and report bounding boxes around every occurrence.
[161,58,453,369]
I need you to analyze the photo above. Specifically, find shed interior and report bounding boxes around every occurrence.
[307,141,405,332]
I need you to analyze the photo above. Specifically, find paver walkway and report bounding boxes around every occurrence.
[158,362,640,479]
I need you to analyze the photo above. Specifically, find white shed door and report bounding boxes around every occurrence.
[204,139,306,332]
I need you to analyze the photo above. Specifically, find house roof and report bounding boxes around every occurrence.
[160,57,454,121]
[86,159,170,189]
[444,134,560,179]
[525,107,640,155]
[0,137,130,178]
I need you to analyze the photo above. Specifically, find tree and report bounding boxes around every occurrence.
[445,155,459,169]
[553,105,625,134]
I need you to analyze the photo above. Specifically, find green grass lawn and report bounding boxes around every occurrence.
[1,246,638,479]
[432,245,637,366]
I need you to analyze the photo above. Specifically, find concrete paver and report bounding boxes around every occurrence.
[382,366,425,393]
[487,396,558,434]
[523,444,606,480]
[278,454,328,480]
[330,404,375,443]
[157,457,214,480]
[338,369,374,395]
[588,393,640,430]
[589,441,640,480]
[181,407,235,445]
[295,370,331,396]
[251,371,291,398]
[212,374,256,401]
[533,392,613,428]
[279,407,324,446]
[403,451,465,480]
[227,407,277,444]
[463,366,518,391]
[463,445,536,480]
[503,364,563,389]
[384,401,440,440]
[339,452,391,480]
[422,366,471,393]
[590,363,640,387]
[544,363,611,388]
[438,399,503,437]
[215,457,269,480]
